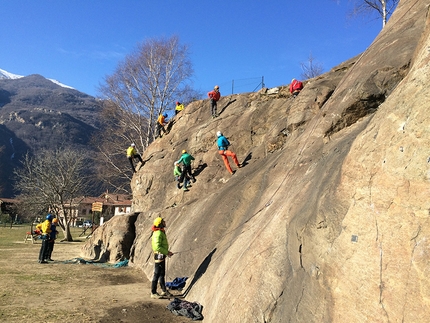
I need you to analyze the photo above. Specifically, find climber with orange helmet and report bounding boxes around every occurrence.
[175,101,184,115]
[36,214,53,263]
[216,131,241,175]
[150,217,174,299]
[176,149,196,191]
[208,85,221,118]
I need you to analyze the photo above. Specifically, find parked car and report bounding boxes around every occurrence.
[83,220,93,228]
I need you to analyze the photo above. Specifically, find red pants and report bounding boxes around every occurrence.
[218,150,239,174]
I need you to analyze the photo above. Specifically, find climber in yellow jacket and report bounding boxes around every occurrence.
[126,143,143,173]
[175,102,184,115]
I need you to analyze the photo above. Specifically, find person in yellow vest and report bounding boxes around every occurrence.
[126,143,143,173]
[175,102,184,115]
[36,214,53,263]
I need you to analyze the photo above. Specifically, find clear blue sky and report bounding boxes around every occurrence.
[1,1,383,98]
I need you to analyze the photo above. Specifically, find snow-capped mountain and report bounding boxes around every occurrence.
[0,68,23,79]
[0,68,74,90]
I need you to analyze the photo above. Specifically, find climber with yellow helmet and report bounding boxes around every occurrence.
[176,149,196,191]
[207,85,221,118]
[151,217,174,299]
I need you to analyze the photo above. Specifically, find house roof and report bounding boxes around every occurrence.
[72,193,132,207]
[0,198,19,204]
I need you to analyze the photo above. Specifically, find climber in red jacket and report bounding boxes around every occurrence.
[208,85,221,118]
[289,79,303,98]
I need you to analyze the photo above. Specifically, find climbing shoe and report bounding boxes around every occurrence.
[151,293,163,299]
[160,291,172,297]
[183,187,189,191]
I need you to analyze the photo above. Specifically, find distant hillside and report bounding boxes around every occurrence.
[0,73,103,197]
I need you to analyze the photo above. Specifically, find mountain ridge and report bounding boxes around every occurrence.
[0,73,103,197]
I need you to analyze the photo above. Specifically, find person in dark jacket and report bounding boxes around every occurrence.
[46,217,59,261]
[36,214,53,263]
[151,217,174,299]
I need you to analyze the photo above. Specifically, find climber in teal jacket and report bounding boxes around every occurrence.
[176,150,196,187]
[216,131,241,174]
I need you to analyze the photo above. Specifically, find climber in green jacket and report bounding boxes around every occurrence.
[176,150,196,190]
[151,217,174,299]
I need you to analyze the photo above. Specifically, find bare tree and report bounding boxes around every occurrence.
[99,35,194,149]
[13,148,92,241]
[90,100,135,194]
[300,52,324,80]
[94,36,196,191]
[337,0,399,28]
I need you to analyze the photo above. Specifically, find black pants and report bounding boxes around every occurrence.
[47,240,55,260]
[179,164,194,184]
[38,237,49,261]
[151,261,167,294]
[156,123,166,137]
[210,99,217,116]
[128,154,143,172]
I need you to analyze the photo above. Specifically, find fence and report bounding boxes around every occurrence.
[217,76,265,95]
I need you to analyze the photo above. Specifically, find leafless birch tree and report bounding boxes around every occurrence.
[300,52,324,80]
[337,0,399,28]
[99,35,194,148]
[94,36,196,191]
[14,148,92,241]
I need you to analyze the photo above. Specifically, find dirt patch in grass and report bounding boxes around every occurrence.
[0,226,190,323]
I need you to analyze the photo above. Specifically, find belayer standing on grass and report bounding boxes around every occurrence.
[151,217,174,299]
[217,131,241,175]
[175,102,184,115]
[176,150,196,191]
[208,85,221,118]
[156,113,168,138]
[126,143,143,173]
[46,217,59,262]
[36,214,53,264]
[289,78,303,98]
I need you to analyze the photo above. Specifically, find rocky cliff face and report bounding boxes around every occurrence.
[82,1,430,322]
